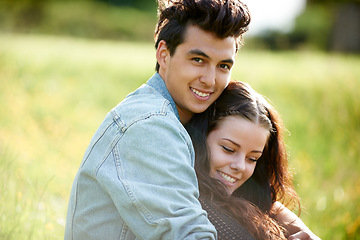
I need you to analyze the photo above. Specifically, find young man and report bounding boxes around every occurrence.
[65,0,250,239]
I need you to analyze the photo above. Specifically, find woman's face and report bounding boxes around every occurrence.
[206,116,269,195]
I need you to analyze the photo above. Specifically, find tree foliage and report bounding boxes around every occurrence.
[96,0,157,11]
[308,0,360,3]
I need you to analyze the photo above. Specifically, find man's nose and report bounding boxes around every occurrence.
[199,66,216,86]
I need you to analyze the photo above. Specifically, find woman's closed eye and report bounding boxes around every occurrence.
[221,145,234,153]
[247,157,258,163]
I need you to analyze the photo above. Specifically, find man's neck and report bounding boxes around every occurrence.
[177,107,193,125]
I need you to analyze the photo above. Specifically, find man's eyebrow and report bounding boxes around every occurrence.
[188,49,234,65]
[188,49,210,59]
[222,59,234,65]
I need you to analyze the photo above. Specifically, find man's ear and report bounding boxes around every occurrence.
[156,40,169,71]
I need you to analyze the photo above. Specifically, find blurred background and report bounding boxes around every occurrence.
[0,0,359,239]
[1,0,360,51]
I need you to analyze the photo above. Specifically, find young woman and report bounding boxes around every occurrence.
[187,81,320,240]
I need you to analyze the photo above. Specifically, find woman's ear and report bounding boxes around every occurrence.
[156,40,169,72]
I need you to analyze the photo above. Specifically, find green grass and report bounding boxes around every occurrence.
[0,33,359,239]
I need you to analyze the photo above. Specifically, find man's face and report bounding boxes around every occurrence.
[158,25,236,123]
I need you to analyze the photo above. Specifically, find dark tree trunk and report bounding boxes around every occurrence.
[330,3,360,53]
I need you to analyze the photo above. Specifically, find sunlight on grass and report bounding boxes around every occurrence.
[0,33,359,239]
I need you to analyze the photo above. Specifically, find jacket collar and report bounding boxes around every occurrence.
[147,73,180,121]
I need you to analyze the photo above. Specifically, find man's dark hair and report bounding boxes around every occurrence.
[154,0,251,72]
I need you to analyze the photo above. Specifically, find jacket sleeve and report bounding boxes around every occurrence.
[96,114,217,240]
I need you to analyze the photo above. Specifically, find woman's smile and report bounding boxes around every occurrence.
[217,170,238,184]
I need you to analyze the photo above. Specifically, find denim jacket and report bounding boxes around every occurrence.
[65,73,217,240]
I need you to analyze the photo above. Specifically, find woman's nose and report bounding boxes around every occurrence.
[229,156,246,172]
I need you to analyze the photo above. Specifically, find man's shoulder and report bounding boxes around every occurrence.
[112,84,178,125]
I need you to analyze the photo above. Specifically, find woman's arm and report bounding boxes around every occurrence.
[271,201,321,240]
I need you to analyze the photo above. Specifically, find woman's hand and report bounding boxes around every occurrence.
[288,229,321,240]
[271,201,321,240]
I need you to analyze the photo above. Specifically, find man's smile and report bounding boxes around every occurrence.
[190,87,211,98]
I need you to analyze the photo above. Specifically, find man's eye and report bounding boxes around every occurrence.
[222,145,234,153]
[219,63,231,70]
[192,58,203,63]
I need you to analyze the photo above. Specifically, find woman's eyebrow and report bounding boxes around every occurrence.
[222,138,239,147]
[222,138,263,153]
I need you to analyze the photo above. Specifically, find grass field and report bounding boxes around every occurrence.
[0,33,359,239]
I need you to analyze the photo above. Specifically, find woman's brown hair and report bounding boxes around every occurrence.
[187,81,300,239]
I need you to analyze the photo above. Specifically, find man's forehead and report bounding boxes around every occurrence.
[181,26,236,54]
[183,25,236,43]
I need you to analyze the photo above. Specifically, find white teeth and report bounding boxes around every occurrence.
[218,171,236,183]
[191,88,210,97]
